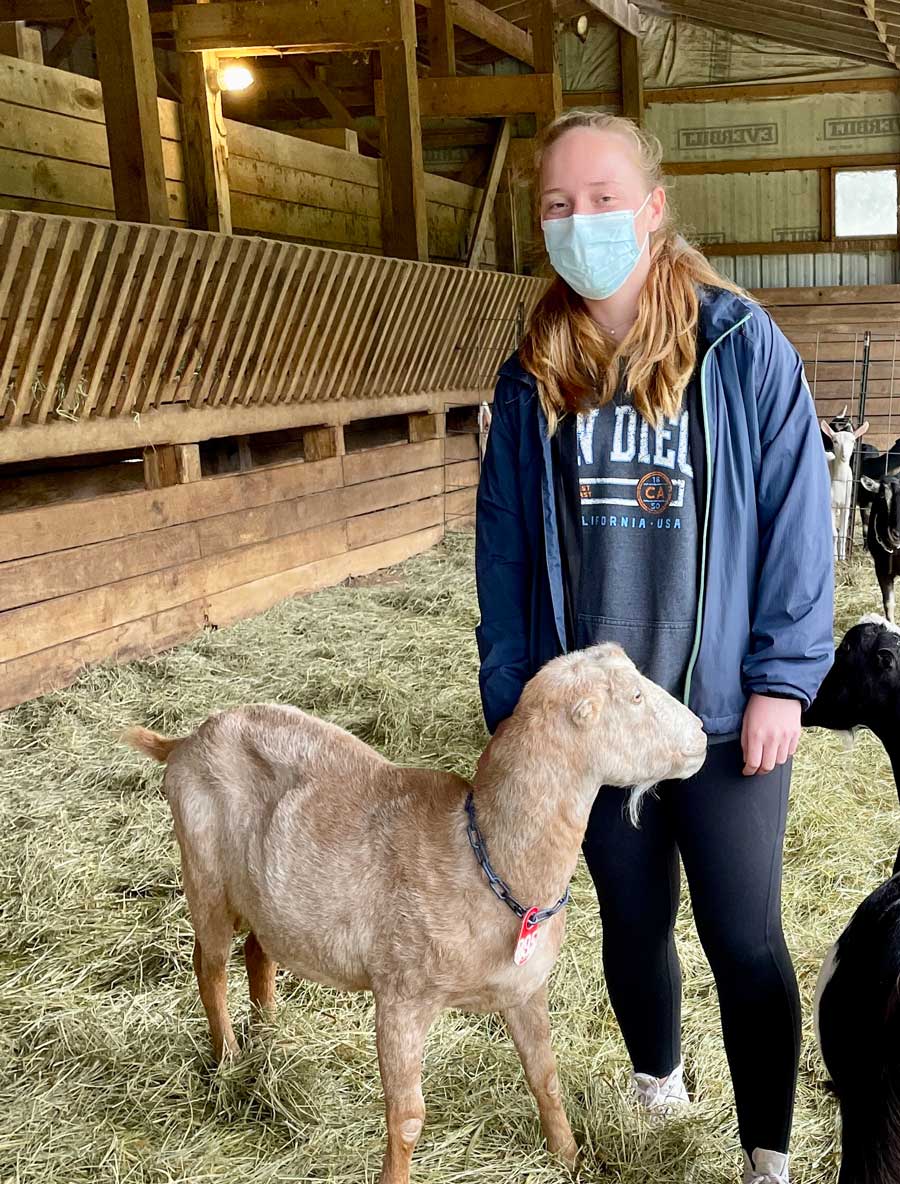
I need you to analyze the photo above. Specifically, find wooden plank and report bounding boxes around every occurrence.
[342,437,443,485]
[437,0,533,65]
[819,168,834,243]
[93,0,170,224]
[225,117,379,187]
[0,520,201,612]
[666,152,900,176]
[379,0,428,261]
[530,3,561,127]
[346,494,443,548]
[172,0,403,52]
[375,73,560,118]
[445,484,476,524]
[180,35,232,233]
[640,76,900,106]
[0,20,43,61]
[755,283,900,304]
[619,29,643,126]
[428,0,455,75]
[293,128,359,152]
[205,524,443,627]
[770,302,900,324]
[467,117,511,268]
[444,432,478,462]
[0,518,350,663]
[703,236,899,255]
[0,455,343,562]
[408,411,443,442]
[195,467,443,556]
[302,425,342,461]
[445,457,479,488]
[288,58,380,155]
[0,599,208,712]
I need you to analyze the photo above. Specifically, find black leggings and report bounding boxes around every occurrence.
[582,738,800,1154]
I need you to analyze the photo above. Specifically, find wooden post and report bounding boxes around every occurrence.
[494,169,521,274]
[820,167,834,242]
[467,117,511,268]
[619,28,643,125]
[379,0,428,260]
[93,0,170,225]
[180,35,232,233]
[0,20,43,61]
[144,443,201,488]
[302,424,344,461]
[408,411,443,442]
[531,0,562,130]
[428,0,455,76]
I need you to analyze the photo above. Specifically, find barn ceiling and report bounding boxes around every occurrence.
[632,1,900,70]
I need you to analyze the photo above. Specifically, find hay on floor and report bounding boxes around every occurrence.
[0,532,895,1183]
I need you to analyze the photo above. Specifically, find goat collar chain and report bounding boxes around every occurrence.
[464,791,570,924]
[873,514,898,555]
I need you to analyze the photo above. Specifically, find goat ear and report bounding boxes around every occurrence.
[861,475,880,492]
[821,419,835,439]
[570,697,598,726]
[855,420,870,438]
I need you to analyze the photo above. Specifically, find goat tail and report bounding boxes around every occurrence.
[121,726,181,764]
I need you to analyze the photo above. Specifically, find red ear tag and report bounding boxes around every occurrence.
[514,906,540,966]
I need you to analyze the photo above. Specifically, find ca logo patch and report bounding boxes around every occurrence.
[636,470,673,515]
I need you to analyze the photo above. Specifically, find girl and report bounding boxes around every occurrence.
[474,112,834,1184]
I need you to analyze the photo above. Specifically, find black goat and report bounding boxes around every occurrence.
[803,616,900,1182]
[864,476,900,623]
[814,871,900,1184]
[858,439,900,532]
[803,615,900,788]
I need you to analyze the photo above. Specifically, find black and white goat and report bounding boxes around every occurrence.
[814,873,900,1184]
[864,475,900,623]
[804,615,900,1182]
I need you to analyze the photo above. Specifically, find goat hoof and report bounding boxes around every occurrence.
[552,1136,578,1169]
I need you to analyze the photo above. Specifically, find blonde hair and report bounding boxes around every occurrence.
[520,111,750,433]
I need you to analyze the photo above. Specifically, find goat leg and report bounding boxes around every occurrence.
[374,996,437,1184]
[503,986,577,1166]
[244,931,277,1017]
[881,574,896,624]
[192,936,239,1060]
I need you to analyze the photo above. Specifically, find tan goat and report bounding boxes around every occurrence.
[125,642,706,1184]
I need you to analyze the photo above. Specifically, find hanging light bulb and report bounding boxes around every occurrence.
[218,61,255,93]
[575,14,590,41]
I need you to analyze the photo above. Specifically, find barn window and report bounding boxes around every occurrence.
[833,167,899,238]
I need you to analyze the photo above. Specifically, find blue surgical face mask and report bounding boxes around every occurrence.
[541,192,652,300]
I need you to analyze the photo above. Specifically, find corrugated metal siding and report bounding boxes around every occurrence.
[714,252,900,286]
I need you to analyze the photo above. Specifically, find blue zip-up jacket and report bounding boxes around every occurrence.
[474,287,835,736]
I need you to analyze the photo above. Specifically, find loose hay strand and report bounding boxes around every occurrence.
[0,534,895,1183]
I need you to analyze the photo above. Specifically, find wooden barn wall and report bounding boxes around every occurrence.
[0,55,495,266]
[0,418,466,711]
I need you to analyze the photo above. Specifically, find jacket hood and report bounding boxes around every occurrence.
[496,284,757,387]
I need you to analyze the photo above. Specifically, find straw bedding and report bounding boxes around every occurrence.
[1,533,895,1183]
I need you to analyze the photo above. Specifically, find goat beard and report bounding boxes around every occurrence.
[627,780,659,827]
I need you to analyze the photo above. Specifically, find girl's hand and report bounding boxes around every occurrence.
[741,694,801,776]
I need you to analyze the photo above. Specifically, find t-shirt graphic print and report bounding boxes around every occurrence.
[572,392,699,696]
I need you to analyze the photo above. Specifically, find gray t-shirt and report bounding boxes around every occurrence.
[556,389,699,697]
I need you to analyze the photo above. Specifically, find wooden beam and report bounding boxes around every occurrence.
[376,72,559,118]
[583,0,641,36]
[0,18,42,60]
[289,58,381,153]
[179,41,231,233]
[443,0,533,65]
[379,0,428,260]
[172,0,404,53]
[467,117,511,267]
[701,236,899,256]
[428,0,455,75]
[565,77,900,108]
[531,0,562,127]
[493,169,521,274]
[664,151,900,176]
[44,16,84,68]
[93,0,170,225]
[618,28,642,125]
[819,168,834,242]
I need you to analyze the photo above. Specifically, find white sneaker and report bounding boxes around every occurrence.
[743,1149,789,1184]
[632,1061,690,1114]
